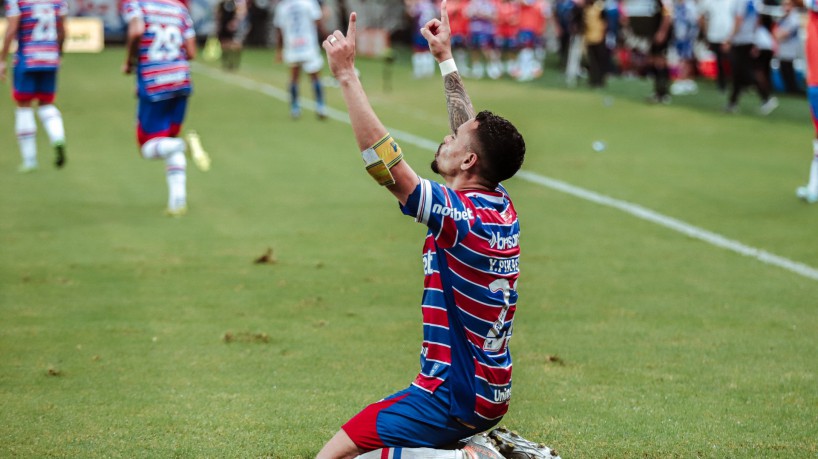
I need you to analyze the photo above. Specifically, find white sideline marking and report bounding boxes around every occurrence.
[193,64,818,282]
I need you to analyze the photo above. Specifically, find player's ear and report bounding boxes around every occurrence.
[461,151,479,171]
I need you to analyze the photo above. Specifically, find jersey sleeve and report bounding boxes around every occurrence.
[400,178,477,249]
[5,0,21,18]
[122,0,144,23]
[183,10,196,39]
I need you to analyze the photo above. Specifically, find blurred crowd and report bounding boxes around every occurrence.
[401,0,806,103]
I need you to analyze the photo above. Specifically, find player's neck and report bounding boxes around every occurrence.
[445,174,494,192]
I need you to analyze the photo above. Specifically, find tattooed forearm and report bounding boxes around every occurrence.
[443,72,475,133]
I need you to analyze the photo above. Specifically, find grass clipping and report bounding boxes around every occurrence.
[222,331,270,344]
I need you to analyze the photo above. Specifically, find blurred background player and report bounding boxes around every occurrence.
[215,0,249,71]
[406,0,438,78]
[583,0,609,88]
[447,0,471,76]
[723,0,778,114]
[564,0,585,86]
[274,0,327,119]
[699,0,734,92]
[0,0,68,172]
[775,0,803,95]
[122,0,210,216]
[646,0,673,103]
[467,0,501,78]
[495,0,521,78]
[796,0,818,203]
[554,0,578,69]
[669,0,699,95]
[516,0,548,81]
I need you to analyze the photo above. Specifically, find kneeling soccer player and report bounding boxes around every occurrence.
[316,3,558,459]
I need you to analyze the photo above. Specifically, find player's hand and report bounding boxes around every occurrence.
[122,61,134,75]
[323,12,357,81]
[420,0,453,62]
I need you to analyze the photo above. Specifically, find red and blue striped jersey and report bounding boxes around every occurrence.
[122,0,194,101]
[4,0,67,71]
[401,178,520,423]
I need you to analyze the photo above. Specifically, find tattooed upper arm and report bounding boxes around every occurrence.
[444,72,476,133]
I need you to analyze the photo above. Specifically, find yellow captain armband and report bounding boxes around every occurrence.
[361,133,404,186]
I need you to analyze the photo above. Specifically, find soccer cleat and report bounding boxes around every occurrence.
[488,427,562,459]
[185,131,211,172]
[164,206,188,217]
[54,142,66,168]
[17,163,38,174]
[461,433,505,459]
[316,103,327,120]
[796,186,818,203]
[290,105,301,119]
[759,97,779,116]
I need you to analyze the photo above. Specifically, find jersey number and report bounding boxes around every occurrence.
[32,5,57,42]
[147,24,183,62]
[484,279,514,351]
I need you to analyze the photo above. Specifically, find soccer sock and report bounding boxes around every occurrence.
[165,151,187,211]
[412,52,422,77]
[15,107,38,168]
[141,137,186,160]
[471,61,484,79]
[454,48,468,73]
[808,139,818,193]
[313,78,324,106]
[518,48,534,76]
[356,448,464,458]
[37,104,65,146]
[424,52,436,76]
[289,82,299,109]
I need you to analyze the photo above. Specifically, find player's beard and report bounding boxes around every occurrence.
[430,143,443,174]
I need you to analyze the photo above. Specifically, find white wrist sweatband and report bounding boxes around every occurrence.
[439,58,457,76]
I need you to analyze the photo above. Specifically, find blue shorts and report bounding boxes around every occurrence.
[342,381,500,451]
[412,33,430,52]
[136,96,188,146]
[517,30,541,49]
[13,68,57,104]
[675,40,694,60]
[451,34,468,49]
[470,32,495,50]
[495,36,518,51]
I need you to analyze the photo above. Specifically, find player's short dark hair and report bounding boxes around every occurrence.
[473,110,526,185]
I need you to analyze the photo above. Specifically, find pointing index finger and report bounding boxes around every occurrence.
[440,0,449,28]
[347,12,357,41]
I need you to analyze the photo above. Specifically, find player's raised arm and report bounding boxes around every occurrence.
[323,12,420,204]
[421,0,475,133]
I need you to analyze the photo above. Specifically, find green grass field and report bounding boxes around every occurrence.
[1,47,817,458]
